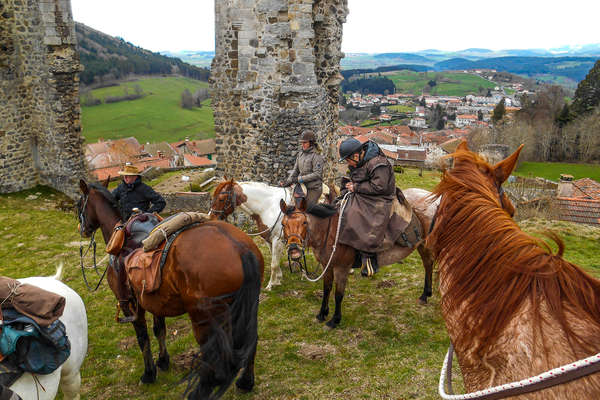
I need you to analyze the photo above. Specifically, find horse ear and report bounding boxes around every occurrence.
[493,144,524,184]
[79,179,89,195]
[280,199,287,214]
[298,197,307,212]
[456,141,469,152]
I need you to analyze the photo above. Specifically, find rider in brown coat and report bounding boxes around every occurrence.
[281,130,325,207]
[338,137,396,277]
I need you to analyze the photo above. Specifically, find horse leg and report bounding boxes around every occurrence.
[326,265,349,328]
[132,309,157,383]
[317,264,333,322]
[416,243,434,305]
[59,367,81,400]
[235,336,257,392]
[153,315,170,371]
[265,238,284,291]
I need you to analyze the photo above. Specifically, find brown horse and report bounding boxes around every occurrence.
[77,179,264,399]
[428,142,600,398]
[279,194,435,328]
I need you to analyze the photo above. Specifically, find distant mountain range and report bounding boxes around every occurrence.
[164,45,600,87]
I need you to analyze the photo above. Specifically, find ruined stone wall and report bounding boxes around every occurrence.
[211,0,348,184]
[0,0,85,198]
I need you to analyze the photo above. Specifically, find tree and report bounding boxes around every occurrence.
[180,88,194,109]
[571,60,600,116]
[492,98,506,123]
[477,110,484,121]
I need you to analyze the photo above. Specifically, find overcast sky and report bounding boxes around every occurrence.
[71,0,600,53]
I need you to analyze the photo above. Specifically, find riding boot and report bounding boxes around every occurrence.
[360,252,379,277]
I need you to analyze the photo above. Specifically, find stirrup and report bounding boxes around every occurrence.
[115,301,137,323]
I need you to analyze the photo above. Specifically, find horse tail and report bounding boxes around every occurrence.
[52,262,64,281]
[185,250,261,400]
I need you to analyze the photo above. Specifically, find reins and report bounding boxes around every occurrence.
[300,192,350,283]
[246,187,289,237]
[439,344,600,400]
[78,193,109,291]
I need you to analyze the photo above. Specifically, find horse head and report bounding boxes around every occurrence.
[280,198,308,261]
[451,141,522,217]
[209,178,247,220]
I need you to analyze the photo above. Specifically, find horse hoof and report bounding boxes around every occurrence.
[316,313,327,322]
[417,297,428,305]
[157,355,170,371]
[235,376,254,393]
[325,319,339,329]
[140,369,157,384]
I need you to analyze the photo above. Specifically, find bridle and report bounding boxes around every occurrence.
[282,210,312,274]
[209,187,237,219]
[77,192,109,291]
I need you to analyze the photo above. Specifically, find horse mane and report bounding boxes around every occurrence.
[213,180,233,196]
[307,203,337,219]
[89,182,119,211]
[429,148,600,357]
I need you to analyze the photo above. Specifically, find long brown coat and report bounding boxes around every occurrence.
[338,153,397,253]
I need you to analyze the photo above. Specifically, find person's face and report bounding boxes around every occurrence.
[345,152,360,168]
[123,175,137,184]
[301,141,310,150]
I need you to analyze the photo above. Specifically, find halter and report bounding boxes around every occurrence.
[77,192,109,291]
[283,211,311,274]
[209,187,237,219]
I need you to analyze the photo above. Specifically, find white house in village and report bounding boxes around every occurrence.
[455,114,478,127]
[409,117,427,128]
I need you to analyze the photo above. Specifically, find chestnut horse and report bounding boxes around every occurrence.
[279,193,435,328]
[77,179,264,399]
[428,142,600,398]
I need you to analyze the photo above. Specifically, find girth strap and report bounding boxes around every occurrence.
[158,222,203,272]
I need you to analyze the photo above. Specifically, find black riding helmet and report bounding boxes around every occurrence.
[338,137,364,162]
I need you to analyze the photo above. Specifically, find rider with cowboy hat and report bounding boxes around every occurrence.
[112,163,166,221]
[280,130,325,208]
[337,136,396,277]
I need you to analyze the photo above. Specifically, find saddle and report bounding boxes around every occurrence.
[0,277,65,327]
[107,212,209,296]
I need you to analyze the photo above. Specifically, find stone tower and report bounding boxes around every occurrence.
[0,0,85,198]
[211,0,348,184]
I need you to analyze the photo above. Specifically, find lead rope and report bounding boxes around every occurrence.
[247,186,289,237]
[439,343,600,400]
[302,192,351,283]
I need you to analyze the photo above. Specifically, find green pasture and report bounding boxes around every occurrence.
[1,167,599,399]
[81,77,214,144]
[514,161,600,182]
[388,71,496,96]
[386,104,414,113]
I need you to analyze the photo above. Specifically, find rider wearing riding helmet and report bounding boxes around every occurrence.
[280,130,324,208]
[337,136,396,277]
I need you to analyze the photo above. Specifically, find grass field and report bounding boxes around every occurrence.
[387,71,496,96]
[1,167,599,399]
[514,161,600,182]
[81,77,214,144]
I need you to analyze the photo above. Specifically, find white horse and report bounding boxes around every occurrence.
[211,180,439,291]
[211,180,293,290]
[9,265,88,400]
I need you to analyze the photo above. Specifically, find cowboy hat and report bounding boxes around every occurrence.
[118,163,142,176]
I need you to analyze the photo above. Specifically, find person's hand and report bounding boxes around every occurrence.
[279,181,285,187]
[345,182,354,192]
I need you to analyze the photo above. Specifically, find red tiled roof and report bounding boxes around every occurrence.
[183,154,215,167]
[573,178,600,200]
[555,197,600,226]
[90,157,171,181]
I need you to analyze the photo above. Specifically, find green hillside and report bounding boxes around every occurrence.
[387,71,496,96]
[514,161,600,182]
[81,77,214,143]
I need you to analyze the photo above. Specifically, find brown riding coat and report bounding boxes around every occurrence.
[338,152,400,253]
